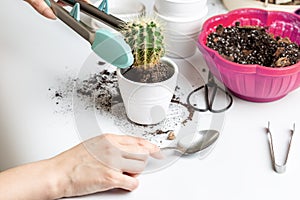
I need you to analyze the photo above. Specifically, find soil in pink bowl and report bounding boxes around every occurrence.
[198,8,300,102]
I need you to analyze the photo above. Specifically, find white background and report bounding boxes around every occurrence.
[1,0,300,199]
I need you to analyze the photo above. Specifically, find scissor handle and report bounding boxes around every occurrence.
[187,83,233,113]
[187,85,209,112]
[209,84,233,113]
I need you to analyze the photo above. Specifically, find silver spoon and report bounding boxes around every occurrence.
[161,130,220,155]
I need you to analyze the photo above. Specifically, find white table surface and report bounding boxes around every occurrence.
[1,0,300,199]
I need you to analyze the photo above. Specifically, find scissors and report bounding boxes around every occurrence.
[187,71,233,113]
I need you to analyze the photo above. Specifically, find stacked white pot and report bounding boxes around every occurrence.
[153,0,208,58]
[88,0,146,31]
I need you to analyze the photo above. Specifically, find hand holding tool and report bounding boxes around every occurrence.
[45,0,133,68]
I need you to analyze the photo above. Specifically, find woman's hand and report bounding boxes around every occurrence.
[24,0,90,19]
[51,134,162,198]
[0,134,162,199]
[24,0,57,19]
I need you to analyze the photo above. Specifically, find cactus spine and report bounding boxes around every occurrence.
[121,18,165,69]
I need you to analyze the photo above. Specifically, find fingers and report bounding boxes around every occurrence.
[136,138,164,159]
[113,172,139,191]
[85,134,163,174]
[122,149,149,161]
[120,158,147,174]
[117,135,163,159]
[25,0,56,19]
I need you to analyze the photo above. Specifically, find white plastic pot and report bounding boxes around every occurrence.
[89,0,146,30]
[154,0,208,18]
[223,0,300,13]
[165,32,199,58]
[153,6,207,35]
[117,57,179,125]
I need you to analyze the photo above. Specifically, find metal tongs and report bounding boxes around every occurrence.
[45,0,133,68]
[266,122,295,173]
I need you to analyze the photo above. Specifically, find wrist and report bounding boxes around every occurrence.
[47,148,83,199]
[45,157,69,199]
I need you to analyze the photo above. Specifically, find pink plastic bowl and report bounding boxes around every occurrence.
[198,8,300,102]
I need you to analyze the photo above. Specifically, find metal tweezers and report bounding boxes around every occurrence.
[266,121,295,173]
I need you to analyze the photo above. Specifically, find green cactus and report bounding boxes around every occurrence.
[121,18,165,69]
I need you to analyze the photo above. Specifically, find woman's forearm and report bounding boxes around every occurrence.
[0,159,63,200]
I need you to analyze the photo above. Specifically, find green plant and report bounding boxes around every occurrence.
[121,18,165,69]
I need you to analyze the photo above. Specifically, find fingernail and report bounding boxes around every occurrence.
[44,8,56,19]
[152,150,165,160]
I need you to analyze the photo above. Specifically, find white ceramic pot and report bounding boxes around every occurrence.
[117,57,179,125]
[153,6,207,35]
[223,0,300,13]
[154,0,207,18]
[165,32,199,58]
[89,0,146,31]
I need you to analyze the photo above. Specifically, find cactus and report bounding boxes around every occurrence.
[121,18,165,69]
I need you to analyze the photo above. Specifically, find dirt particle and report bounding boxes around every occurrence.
[55,92,63,98]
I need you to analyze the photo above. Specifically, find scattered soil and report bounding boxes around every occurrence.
[206,22,300,67]
[154,130,174,135]
[48,75,77,113]
[76,70,119,112]
[49,66,194,145]
[171,99,195,125]
[121,62,175,83]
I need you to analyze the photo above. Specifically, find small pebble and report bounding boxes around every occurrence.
[167,131,176,140]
